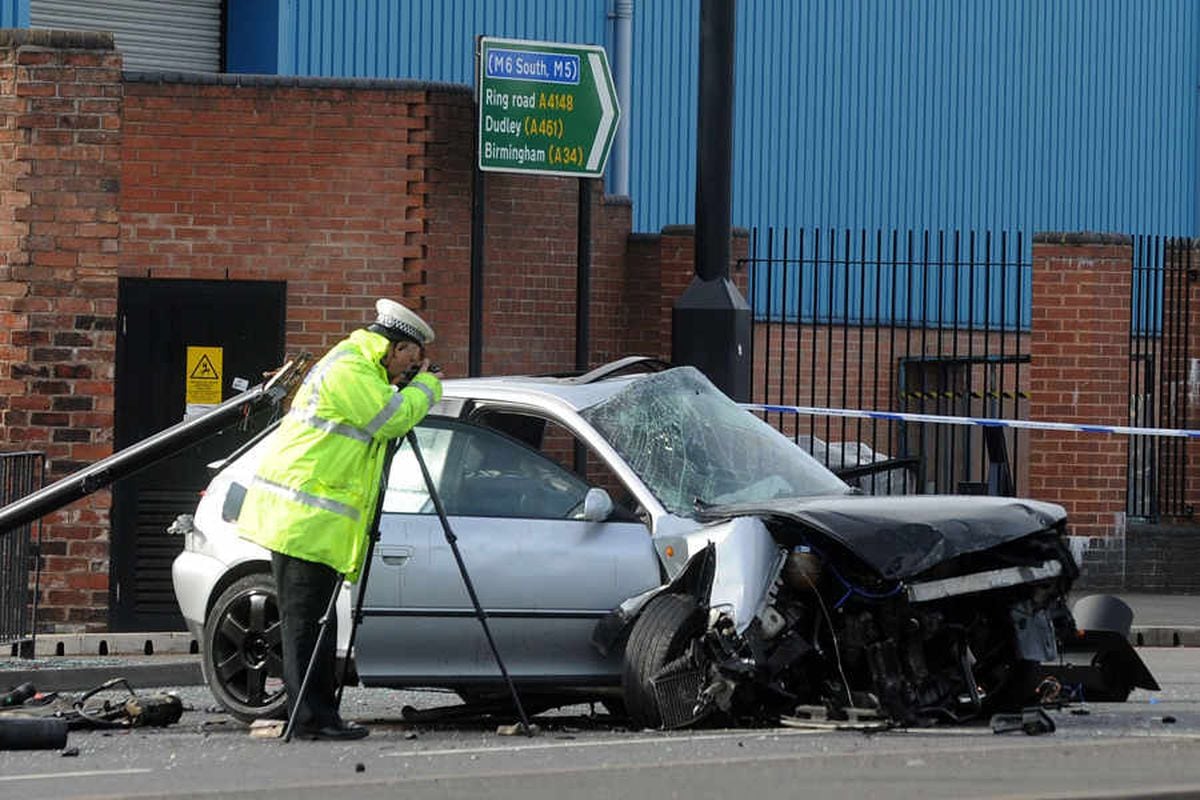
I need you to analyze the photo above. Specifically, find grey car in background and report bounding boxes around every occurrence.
[172,358,1154,729]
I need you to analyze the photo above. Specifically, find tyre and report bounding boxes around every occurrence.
[599,696,627,719]
[203,572,287,722]
[621,593,705,730]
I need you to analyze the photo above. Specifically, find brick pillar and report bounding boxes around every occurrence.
[1028,232,1131,589]
[422,88,474,375]
[658,226,695,359]
[0,30,122,631]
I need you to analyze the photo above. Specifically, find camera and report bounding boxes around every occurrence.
[401,363,441,384]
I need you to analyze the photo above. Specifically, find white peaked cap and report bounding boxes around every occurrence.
[372,298,436,345]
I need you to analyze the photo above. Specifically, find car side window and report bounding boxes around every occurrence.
[469,409,644,522]
[383,424,454,512]
[383,418,592,519]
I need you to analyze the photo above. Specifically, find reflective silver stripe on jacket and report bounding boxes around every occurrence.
[365,391,406,437]
[410,379,436,406]
[290,344,392,444]
[290,411,372,443]
[251,476,361,521]
[299,347,355,414]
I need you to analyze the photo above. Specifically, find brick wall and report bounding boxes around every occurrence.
[624,234,665,358]
[121,75,438,351]
[587,190,635,367]
[6,56,743,630]
[1027,233,1132,589]
[0,31,122,630]
[476,172,586,376]
[421,90,474,373]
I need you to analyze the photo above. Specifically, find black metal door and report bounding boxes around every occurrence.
[112,279,286,631]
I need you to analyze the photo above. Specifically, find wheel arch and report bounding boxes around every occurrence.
[204,558,272,621]
[592,542,716,657]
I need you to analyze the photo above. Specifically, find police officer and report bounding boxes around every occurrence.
[238,298,442,740]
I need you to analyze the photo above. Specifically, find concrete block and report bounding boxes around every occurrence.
[34,631,198,657]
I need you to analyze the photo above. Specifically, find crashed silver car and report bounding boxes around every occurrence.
[172,358,1155,728]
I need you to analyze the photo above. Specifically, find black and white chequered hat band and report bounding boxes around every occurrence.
[372,298,435,345]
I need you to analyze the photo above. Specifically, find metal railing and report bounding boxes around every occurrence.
[1129,236,1196,520]
[744,228,1030,496]
[1,451,43,655]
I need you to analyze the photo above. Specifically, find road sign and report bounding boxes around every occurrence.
[477,37,620,178]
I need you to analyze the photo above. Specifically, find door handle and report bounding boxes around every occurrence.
[379,546,413,567]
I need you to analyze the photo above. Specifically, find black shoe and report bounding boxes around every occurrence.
[295,721,369,741]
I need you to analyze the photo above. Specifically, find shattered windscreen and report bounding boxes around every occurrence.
[581,367,849,517]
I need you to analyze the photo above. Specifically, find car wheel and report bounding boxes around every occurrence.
[621,593,705,730]
[203,572,287,722]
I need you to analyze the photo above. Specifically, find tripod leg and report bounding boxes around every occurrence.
[405,431,535,736]
[281,572,342,743]
[336,438,400,708]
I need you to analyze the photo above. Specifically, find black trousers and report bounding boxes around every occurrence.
[271,551,342,731]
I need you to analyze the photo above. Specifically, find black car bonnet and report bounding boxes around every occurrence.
[700,495,1068,580]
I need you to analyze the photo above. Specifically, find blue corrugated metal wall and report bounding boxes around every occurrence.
[0,0,29,28]
[248,0,1199,239]
[277,0,607,80]
[2,1,1196,236]
[725,0,1199,238]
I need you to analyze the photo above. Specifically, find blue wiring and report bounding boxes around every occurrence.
[797,542,904,609]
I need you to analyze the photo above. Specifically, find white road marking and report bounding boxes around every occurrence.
[381,727,823,758]
[0,768,153,783]
[380,723,1200,762]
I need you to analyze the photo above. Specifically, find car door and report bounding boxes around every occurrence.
[354,418,662,687]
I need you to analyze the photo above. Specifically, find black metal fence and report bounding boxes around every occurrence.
[1129,236,1195,520]
[743,228,1030,496]
[1,451,43,654]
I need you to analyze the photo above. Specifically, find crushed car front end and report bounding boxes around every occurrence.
[579,366,1154,729]
[604,496,1083,729]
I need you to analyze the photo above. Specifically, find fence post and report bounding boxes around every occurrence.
[1027,232,1132,590]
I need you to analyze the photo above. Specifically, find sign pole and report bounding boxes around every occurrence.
[470,37,486,377]
[576,178,591,374]
[574,177,591,474]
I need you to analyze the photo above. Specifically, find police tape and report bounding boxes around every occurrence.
[740,403,1200,440]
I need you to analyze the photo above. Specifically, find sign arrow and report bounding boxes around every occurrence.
[586,52,616,172]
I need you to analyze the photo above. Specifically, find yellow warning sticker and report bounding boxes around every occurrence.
[186,346,223,405]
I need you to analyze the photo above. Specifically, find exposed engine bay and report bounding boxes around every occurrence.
[604,496,1158,730]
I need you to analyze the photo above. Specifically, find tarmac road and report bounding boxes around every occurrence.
[2,648,1199,800]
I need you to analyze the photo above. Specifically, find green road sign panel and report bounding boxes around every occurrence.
[478,37,620,179]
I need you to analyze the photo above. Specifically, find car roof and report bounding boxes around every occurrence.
[437,356,670,413]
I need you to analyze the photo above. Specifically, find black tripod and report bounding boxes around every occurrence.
[282,430,533,741]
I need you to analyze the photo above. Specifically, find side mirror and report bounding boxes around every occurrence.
[581,487,614,522]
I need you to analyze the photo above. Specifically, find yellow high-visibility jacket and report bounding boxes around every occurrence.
[237,329,442,581]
